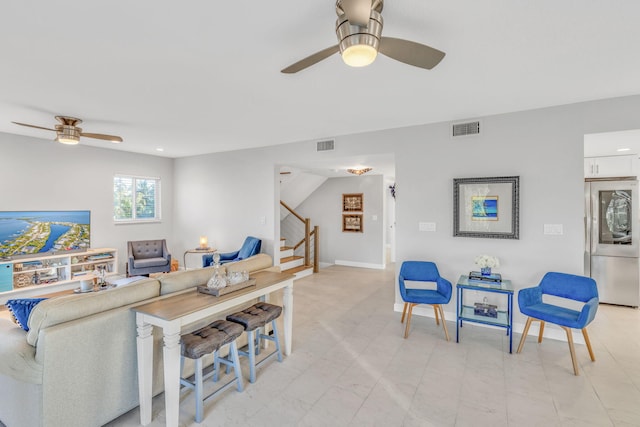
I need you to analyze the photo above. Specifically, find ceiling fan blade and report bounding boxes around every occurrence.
[379,37,446,70]
[281,45,340,74]
[80,132,123,143]
[340,0,371,27]
[11,121,56,132]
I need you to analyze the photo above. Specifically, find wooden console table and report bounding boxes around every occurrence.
[132,270,295,427]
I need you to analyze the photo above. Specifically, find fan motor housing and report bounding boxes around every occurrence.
[336,9,383,55]
[55,124,82,144]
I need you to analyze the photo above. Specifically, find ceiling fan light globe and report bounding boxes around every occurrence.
[342,44,377,67]
[56,136,80,145]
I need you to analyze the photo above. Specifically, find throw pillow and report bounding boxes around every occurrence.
[5,298,47,331]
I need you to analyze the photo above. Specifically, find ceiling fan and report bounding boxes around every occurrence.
[12,116,123,145]
[281,0,445,74]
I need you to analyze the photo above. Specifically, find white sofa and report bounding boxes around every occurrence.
[0,253,275,427]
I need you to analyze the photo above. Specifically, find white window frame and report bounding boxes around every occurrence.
[113,174,162,224]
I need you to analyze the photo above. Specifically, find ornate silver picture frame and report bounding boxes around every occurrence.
[453,176,520,239]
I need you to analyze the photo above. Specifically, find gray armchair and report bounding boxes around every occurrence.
[127,239,171,276]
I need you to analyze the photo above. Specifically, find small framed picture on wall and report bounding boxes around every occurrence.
[342,214,363,233]
[343,193,363,212]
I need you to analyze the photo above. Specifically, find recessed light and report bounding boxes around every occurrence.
[617,148,631,152]
[156,148,164,152]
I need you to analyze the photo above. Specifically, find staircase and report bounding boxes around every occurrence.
[279,238,313,279]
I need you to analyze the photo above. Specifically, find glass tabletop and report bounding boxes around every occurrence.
[457,275,514,292]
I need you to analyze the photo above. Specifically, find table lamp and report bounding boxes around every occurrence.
[198,236,210,250]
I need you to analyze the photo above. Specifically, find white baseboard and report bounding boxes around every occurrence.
[318,262,333,269]
[392,303,585,344]
[335,260,385,270]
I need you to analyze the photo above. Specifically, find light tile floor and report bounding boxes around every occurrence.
[107,265,640,427]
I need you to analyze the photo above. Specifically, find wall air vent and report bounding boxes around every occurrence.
[452,121,481,137]
[316,139,335,151]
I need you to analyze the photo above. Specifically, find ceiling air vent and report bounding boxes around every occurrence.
[316,139,335,151]
[452,121,481,137]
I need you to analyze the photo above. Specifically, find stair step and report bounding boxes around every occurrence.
[282,265,314,279]
[280,255,304,270]
[280,246,294,251]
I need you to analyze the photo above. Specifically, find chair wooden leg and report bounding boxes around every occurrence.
[401,302,408,324]
[538,320,545,343]
[433,305,440,325]
[563,327,579,375]
[436,305,450,341]
[582,328,596,361]
[517,317,534,354]
[404,304,415,338]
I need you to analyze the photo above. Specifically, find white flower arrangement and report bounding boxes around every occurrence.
[475,255,500,269]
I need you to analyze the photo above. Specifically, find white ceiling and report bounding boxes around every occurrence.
[2,1,640,159]
[282,152,396,180]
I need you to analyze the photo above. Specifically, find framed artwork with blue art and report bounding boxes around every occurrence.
[453,176,519,239]
[472,196,498,220]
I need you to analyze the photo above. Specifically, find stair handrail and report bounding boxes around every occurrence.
[280,200,319,273]
[280,200,305,223]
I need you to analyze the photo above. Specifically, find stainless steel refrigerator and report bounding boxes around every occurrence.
[585,179,640,307]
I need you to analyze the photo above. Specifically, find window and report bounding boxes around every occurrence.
[114,175,161,222]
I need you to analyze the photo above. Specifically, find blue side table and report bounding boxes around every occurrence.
[456,275,514,353]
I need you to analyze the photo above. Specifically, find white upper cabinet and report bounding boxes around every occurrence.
[584,155,638,178]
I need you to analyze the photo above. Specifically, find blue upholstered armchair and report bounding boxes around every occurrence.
[127,239,171,276]
[398,261,452,340]
[202,236,262,267]
[516,272,599,375]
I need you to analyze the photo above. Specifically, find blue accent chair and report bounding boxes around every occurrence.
[399,261,453,340]
[202,236,262,267]
[516,272,599,375]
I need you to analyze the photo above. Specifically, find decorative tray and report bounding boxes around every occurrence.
[197,278,256,297]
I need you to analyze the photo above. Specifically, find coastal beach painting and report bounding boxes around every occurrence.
[0,211,90,257]
[472,196,498,220]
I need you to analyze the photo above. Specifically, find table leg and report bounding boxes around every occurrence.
[162,325,182,427]
[260,294,269,349]
[283,281,293,356]
[508,293,513,353]
[136,315,154,426]
[456,287,461,343]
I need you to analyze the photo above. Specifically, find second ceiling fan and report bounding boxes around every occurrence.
[12,116,123,145]
[281,0,445,74]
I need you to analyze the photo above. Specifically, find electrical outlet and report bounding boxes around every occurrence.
[419,222,436,232]
[543,224,563,235]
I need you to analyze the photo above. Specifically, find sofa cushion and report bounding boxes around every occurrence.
[225,253,273,274]
[159,267,215,295]
[26,278,160,347]
[6,298,48,331]
[133,257,169,268]
[0,319,42,384]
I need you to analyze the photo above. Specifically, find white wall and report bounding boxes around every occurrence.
[0,132,174,274]
[173,94,640,329]
[282,175,385,268]
[7,94,640,330]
